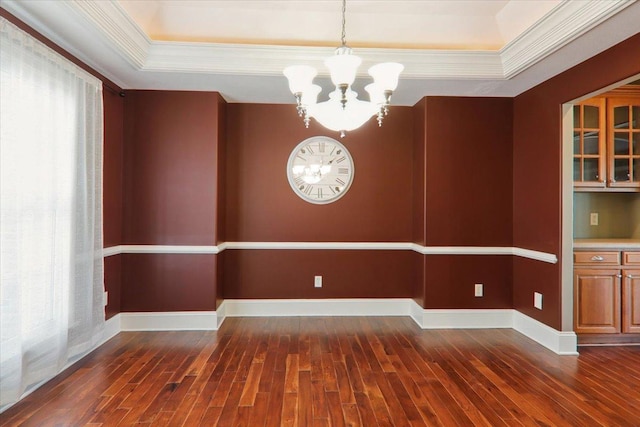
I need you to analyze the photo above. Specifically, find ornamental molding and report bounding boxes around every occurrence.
[6,0,633,81]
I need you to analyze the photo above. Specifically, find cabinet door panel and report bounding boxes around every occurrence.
[574,269,621,333]
[573,99,606,188]
[623,269,640,333]
[608,98,640,188]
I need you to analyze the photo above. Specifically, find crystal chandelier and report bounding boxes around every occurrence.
[283,0,403,138]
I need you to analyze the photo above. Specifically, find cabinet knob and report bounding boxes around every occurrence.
[617,274,622,278]
[591,255,604,261]
[628,275,636,279]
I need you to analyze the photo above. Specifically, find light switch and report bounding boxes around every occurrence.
[590,212,598,226]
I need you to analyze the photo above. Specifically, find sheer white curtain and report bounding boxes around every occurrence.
[0,17,104,408]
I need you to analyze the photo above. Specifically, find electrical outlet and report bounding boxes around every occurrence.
[590,212,599,226]
[103,291,109,306]
[474,283,483,297]
[534,292,543,310]
[314,276,322,288]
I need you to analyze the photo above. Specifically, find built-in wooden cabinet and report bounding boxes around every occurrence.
[574,250,640,336]
[573,89,639,192]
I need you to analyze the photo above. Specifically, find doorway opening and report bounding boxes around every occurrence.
[561,75,640,339]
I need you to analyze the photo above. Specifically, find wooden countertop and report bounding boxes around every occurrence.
[574,239,640,250]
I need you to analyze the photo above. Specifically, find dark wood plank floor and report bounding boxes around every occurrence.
[2,316,640,426]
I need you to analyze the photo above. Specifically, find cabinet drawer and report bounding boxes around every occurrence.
[574,251,620,266]
[623,252,640,266]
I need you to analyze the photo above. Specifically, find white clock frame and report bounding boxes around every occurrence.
[286,136,355,204]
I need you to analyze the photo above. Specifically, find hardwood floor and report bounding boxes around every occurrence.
[2,316,640,426]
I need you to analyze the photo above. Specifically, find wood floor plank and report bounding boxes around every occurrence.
[296,371,313,426]
[3,316,640,427]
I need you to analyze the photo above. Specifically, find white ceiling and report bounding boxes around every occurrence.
[2,0,640,105]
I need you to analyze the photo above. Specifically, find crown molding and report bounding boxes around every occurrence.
[500,0,634,79]
[145,42,505,79]
[62,0,150,69]
[3,0,635,84]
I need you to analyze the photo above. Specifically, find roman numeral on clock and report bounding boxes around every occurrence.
[306,145,314,155]
[335,178,346,186]
[318,142,325,153]
[317,187,323,198]
[303,185,313,195]
[336,156,346,163]
[338,167,349,175]
[293,177,304,187]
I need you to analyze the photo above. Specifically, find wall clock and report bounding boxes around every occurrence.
[286,136,355,204]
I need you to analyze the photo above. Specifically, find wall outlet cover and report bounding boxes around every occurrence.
[534,292,543,310]
[314,276,322,288]
[474,283,483,297]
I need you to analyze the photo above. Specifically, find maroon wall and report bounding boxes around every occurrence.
[103,89,124,319]
[223,251,414,299]
[418,97,514,308]
[225,104,414,243]
[121,91,225,312]
[223,104,415,299]
[513,34,640,328]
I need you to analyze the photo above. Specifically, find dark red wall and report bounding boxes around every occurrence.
[223,250,414,299]
[223,104,415,299]
[424,97,513,246]
[418,97,514,309]
[121,91,225,312]
[513,34,640,328]
[225,104,414,243]
[103,89,124,319]
[123,91,222,245]
[121,254,217,311]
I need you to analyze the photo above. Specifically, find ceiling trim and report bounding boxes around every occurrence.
[145,42,505,79]
[63,0,150,69]
[58,0,634,81]
[2,0,636,84]
[500,0,633,79]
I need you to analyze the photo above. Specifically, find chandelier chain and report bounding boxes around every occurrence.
[341,0,347,46]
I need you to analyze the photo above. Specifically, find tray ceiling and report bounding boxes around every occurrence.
[2,0,639,105]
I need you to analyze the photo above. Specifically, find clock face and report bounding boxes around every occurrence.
[286,136,355,204]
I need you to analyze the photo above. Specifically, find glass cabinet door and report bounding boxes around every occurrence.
[573,99,606,188]
[608,98,640,189]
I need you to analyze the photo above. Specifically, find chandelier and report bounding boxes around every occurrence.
[283,0,403,137]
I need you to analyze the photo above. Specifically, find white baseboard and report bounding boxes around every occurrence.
[218,298,413,319]
[216,302,227,329]
[414,308,513,329]
[513,310,578,355]
[111,300,576,355]
[119,311,218,331]
[101,314,121,344]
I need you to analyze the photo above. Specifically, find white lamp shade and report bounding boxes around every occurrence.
[308,90,378,132]
[368,62,404,91]
[300,84,322,106]
[325,52,362,87]
[283,65,317,94]
[365,83,385,105]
